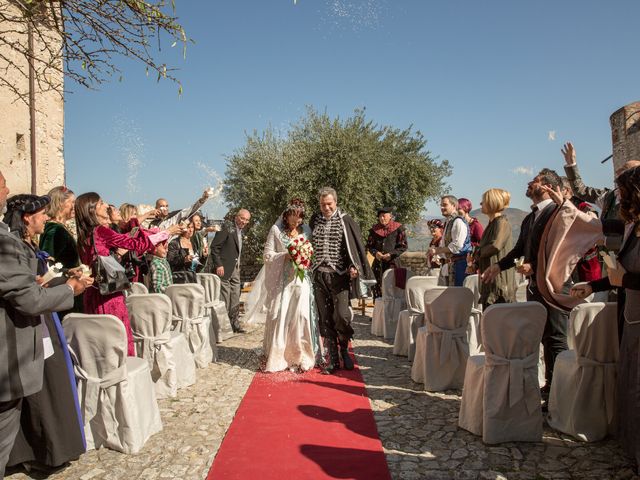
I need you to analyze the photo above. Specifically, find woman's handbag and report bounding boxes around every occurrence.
[92,232,131,295]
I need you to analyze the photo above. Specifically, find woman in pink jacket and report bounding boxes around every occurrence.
[75,192,180,356]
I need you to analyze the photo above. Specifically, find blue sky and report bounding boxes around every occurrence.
[64,0,640,221]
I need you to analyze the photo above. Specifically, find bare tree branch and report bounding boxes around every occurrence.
[0,0,189,105]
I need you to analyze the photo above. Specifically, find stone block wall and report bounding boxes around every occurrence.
[398,251,430,276]
[0,4,65,195]
[610,101,640,172]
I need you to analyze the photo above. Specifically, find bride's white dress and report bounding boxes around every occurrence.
[244,221,321,372]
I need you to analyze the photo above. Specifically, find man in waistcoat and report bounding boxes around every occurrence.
[428,195,472,287]
[310,187,375,374]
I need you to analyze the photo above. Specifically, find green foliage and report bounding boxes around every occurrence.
[224,107,451,264]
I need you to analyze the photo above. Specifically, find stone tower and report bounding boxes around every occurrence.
[0,2,65,195]
[610,101,640,172]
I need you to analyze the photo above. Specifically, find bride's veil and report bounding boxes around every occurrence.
[243,218,285,325]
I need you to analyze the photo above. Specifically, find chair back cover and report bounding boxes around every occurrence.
[64,313,126,379]
[197,272,232,346]
[419,286,473,390]
[165,283,212,367]
[127,294,173,378]
[405,276,439,313]
[64,313,163,453]
[463,274,480,309]
[568,302,619,362]
[381,268,412,340]
[129,282,149,295]
[480,301,547,443]
[165,283,206,327]
[547,302,619,441]
[424,287,473,331]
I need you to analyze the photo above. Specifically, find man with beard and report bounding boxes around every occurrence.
[482,168,568,406]
[429,195,472,287]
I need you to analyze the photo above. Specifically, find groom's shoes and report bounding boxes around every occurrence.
[339,340,354,371]
[321,339,341,375]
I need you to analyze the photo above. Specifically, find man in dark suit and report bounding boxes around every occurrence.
[208,208,251,333]
[0,171,87,477]
[482,168,568,403]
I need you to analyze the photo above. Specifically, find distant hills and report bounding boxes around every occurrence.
[406,207,528,251]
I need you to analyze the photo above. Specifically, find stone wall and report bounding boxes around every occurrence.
[610,101,640,172]
[398,251,430,276]
[0,4,65,195]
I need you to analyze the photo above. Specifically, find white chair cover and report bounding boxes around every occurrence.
[371,299,385,336]
[547,302,619,441]
[515,274,528,303]
[383,268,411,340]
[458,302,547,444]
[411,287,473,391]
[128,282,149,295]
[165,284,213,368]
[127,293,196,398]
[197,273,234,343]
[372,269,398,337]
[63,313,163,454]
[393,276,438,358]
[463,274,483,354]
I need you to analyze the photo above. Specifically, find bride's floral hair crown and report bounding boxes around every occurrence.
[282,198,305,223]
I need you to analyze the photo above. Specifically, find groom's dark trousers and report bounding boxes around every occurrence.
[313,270,354,342]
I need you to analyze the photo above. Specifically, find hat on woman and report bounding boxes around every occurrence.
[376,206,393,215]
[3,194,50,234]
[427,218,444,229]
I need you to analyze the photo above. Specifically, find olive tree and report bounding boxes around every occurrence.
[223,107,451,264]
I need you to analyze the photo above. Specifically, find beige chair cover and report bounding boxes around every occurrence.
[63,313,163,454]
[197,273,233,343]
[393,276,438,358]
[547,302,619,441]
[458,302,547,443]
[463,274,483,354]
[128,282,149,295]
[411,287,473,391]
[127,293,196,398]
[371,270,394,337]
[165,284,213,368]
[383,268,412,340]
[515,274,528,303]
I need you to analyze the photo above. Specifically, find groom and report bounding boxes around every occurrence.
[310,187,375,374]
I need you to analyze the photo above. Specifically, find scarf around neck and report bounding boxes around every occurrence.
[372,220,402,237]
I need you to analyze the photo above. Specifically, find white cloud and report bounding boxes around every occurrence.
[548,130,556,141]
[512,166,533,176]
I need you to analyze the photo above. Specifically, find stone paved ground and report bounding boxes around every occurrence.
[7,307,639,480]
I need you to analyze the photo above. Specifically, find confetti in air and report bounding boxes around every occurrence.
[196,161,225,219]
[113,115,145,194]
[512,166,534,176]
[320,0,387,33]
[548,131,556,141]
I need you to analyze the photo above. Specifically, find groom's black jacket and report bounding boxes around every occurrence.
[310,210,376,297]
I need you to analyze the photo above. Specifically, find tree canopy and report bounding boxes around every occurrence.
[0,0,188,103]
[223,107,451,262]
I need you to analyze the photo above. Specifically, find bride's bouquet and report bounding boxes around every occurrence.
[287,236,314,282]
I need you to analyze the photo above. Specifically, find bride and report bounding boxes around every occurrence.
[244,199,322,372]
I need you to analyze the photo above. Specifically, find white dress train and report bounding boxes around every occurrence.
[244,221,321,372]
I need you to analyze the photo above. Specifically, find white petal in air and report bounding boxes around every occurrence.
[548,130,556,141]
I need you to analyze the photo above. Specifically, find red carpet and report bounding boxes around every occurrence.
[207,353,391,480]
